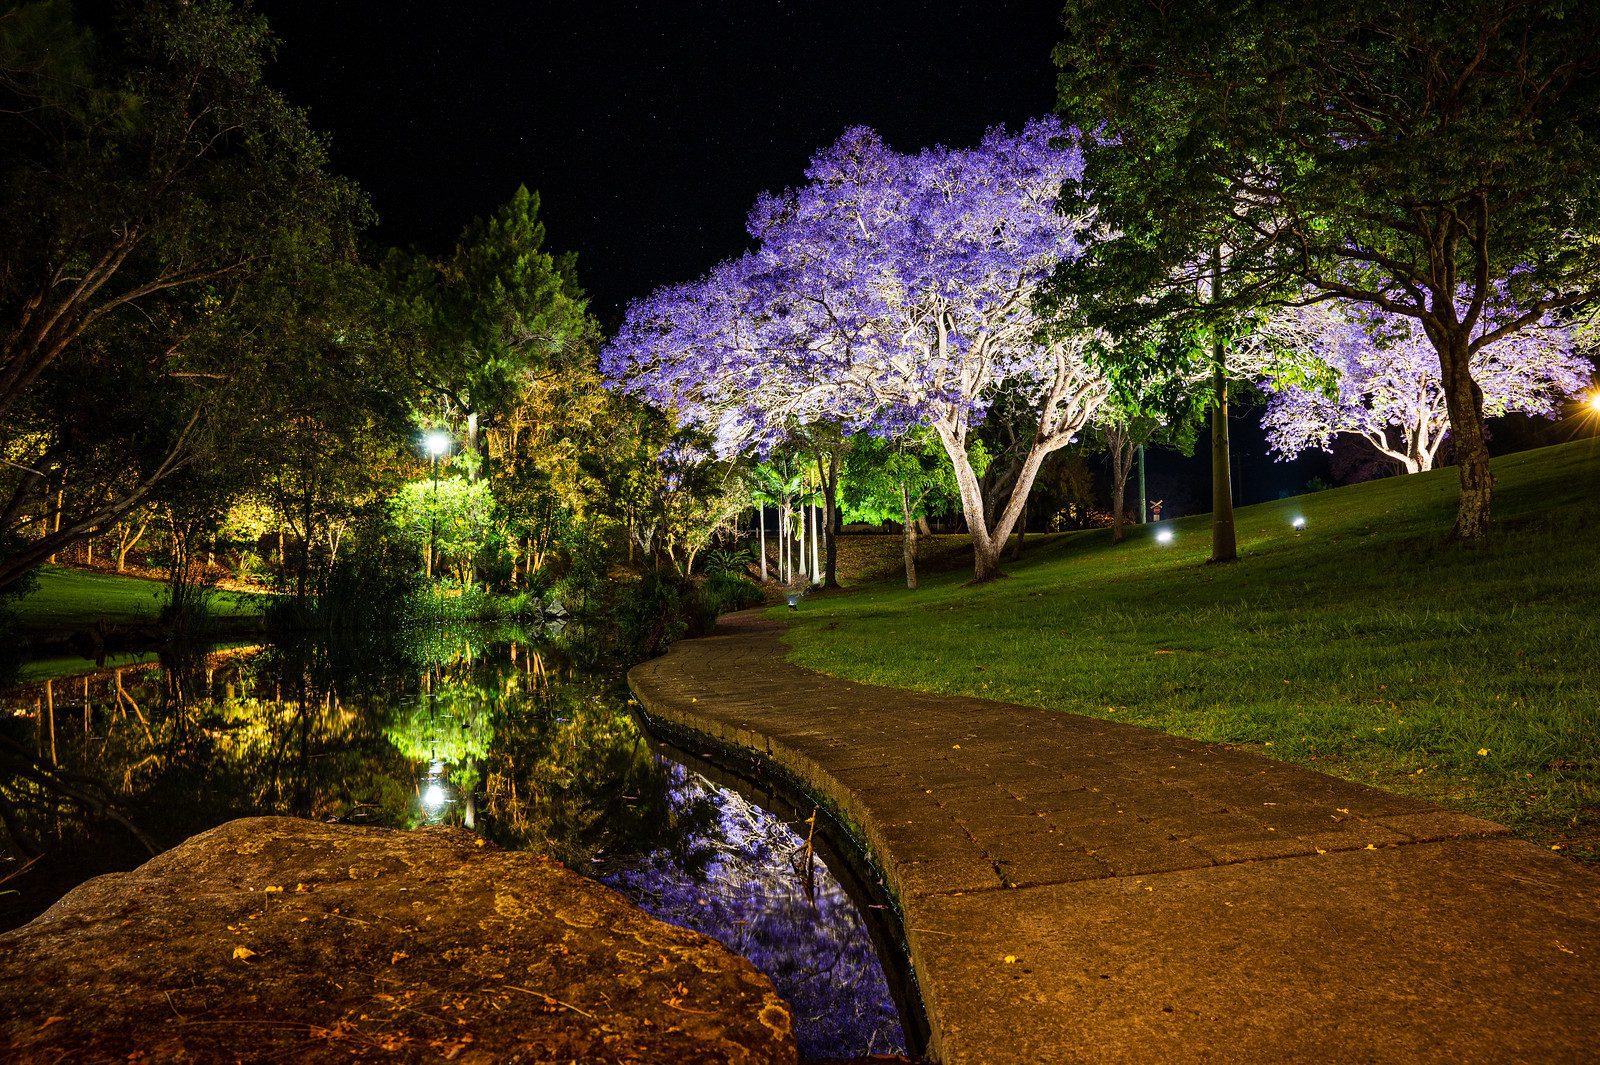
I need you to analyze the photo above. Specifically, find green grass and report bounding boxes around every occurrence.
[10,566,268,631]
[782,439,1600,854]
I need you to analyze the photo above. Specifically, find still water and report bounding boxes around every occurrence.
[0,627,909,1060]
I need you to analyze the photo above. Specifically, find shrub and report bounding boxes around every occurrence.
[612,569,700,659]
[699,571,763,616]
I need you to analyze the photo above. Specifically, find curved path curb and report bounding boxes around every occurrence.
[629,611,1600,1064]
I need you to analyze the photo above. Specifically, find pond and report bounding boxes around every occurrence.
[0,627,915,1062]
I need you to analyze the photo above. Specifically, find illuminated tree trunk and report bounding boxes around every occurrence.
[810,504,821,584]
[1210,247,1237,564]
[899,483,919,589]
[1210,359,1237,563]
[1438,330,1494,539]
[1107,426,1136,544]
[757,505,768,581]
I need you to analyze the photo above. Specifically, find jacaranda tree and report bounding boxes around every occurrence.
[1053,0,1600,540]
[605,118,1112,582]
[1263,303,1589,474]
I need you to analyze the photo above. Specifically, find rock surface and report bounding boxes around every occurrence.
[0,816,796,1064]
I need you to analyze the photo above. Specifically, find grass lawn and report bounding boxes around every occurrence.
[10,566,268,631]
[782,439,1600,855]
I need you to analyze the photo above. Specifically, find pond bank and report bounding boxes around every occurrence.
[629,611,1600,1063]
[0,816,796,1064]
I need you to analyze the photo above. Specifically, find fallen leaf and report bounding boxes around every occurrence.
[1477,748,1490,757]
[1003,955,1017,964]
[263,885,283,894]
[232,946,257,961]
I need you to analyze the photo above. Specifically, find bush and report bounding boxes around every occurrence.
[611,569,705,659]
[700,544,754,578]
[699,571,763,616]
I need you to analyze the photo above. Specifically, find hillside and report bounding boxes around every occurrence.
[782,440,1600,854]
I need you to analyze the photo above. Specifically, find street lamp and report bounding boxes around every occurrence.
[424,430,451,580]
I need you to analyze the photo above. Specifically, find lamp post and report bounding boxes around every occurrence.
[425,430,450,581]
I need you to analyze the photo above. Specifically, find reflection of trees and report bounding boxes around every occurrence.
[478,663,721,873]
[598,763,904,1059]
[1,630,906,1060]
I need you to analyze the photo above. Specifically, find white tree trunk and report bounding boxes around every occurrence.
[758,506,768,581]
[810,505,821,584]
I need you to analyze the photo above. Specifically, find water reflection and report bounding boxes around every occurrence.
[0,629,907,1060]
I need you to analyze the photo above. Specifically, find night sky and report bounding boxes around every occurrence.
[253,0,1440,510]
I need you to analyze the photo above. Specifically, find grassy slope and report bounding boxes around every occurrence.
[783,439,1600,852]
[11,566,266,631]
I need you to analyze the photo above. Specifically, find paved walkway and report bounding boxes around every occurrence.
[629,612,1600,1064]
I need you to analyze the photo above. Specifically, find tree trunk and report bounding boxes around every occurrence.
[798,502,808,583]
[936,420,1054,583]
[821,451,842,589]
[1108,428,1134,544]
[899,483,919,590]
[1209,246,1237,564]
[1438,331,1494,538]
[811,504,821,584]
[758,506,768,581]
[1137,445,1147,524]
[1210,362,1237,563]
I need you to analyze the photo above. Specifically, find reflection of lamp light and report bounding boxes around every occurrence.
[423,782,446,810]
[1155,528,1174,545]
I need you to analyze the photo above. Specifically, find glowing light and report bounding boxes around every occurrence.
[423,782,446,810]
[425,430,451,458]
[1589,391,1600,414]
[786,594,800,611]
[1154,528,1174,545]
[1292,516,1307,529]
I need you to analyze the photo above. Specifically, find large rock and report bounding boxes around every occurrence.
[0,816,796,1064]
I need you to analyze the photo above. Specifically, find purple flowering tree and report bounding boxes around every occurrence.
[604,118,1111,583]
[1264,304,1589,473]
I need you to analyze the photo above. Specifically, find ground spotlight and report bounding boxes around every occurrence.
[1155,528,1174,545]
[1292,516,1307,530]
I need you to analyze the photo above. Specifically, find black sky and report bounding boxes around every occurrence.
[257,0,1063,321]
[252,0,1367,508]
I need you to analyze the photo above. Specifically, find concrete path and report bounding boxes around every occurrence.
[629,612,1600,1064]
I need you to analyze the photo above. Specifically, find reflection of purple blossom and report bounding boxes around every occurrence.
[1264,299,1590,472]
[598,759,904,1060]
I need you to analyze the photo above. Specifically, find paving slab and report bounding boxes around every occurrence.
[629,612,1600,1064]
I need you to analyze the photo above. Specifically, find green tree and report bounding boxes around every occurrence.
[0,0,368,589]
[392,477,496,586]
[1052,0,1600,539]
[407,187,592,476]
[842,433,968,589]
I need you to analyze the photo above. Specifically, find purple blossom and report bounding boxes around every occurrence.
[1264,300,1590,472]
